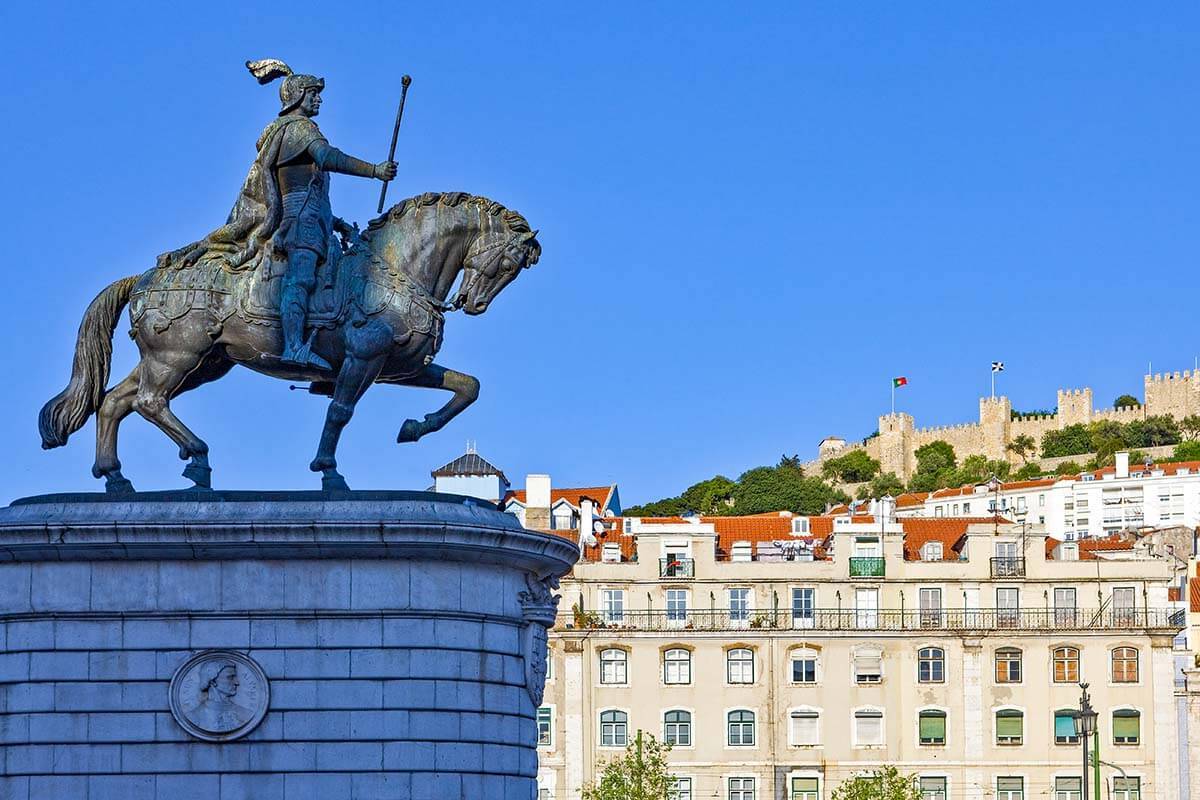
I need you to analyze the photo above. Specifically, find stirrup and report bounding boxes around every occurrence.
[281,340,332,371]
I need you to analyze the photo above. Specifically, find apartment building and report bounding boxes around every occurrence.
[859,452,1200,542]
[537,507,1181,800]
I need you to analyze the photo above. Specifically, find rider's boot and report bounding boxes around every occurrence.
[280,285,332,371]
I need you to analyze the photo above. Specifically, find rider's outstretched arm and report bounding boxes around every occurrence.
[308,140,391,180]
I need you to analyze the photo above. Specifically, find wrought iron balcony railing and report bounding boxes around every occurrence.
[659,558,695,579]
[990,557,1026,578]
[559,606,1180,633]
[849,557,885,577]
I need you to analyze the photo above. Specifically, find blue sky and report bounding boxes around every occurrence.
[2,2,1197,504]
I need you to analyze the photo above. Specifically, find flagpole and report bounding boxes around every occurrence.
[991,367,995,399]
[891,379,895,416]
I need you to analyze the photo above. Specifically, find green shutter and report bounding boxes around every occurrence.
[1055,712,1077,738]
[792,778,818,791]
[919,712,946,740]
[996,711,1023,738]
[1113,711,1140,741]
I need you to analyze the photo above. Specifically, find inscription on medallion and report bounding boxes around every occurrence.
[169,650,269,742]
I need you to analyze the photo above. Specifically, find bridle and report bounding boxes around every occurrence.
[454,231,527,311]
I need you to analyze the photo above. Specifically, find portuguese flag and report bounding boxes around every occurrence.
[893,376,908,388]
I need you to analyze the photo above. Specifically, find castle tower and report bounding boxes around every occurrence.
[1056,388,1094,427]
[1144,370,1200,419]
[979,396,1012,462]
[877,412,914,481]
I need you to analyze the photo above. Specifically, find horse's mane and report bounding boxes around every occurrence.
[363,191,531,239]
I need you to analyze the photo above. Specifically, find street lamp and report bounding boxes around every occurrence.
[1074,683,1098,800]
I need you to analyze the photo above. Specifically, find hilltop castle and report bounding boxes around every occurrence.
[814,370,1200,481]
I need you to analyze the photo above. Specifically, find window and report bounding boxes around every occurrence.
[791,587,815,628]
[669,777,692,800]
[728,777,755,800]
[918,647,944,683]
[1113,587,1136,624]
[552,508,574,530]
[664,710,692,746]
[1055,709,1080,744]
[600,589,624,623]
[855,587,879,629]
[601,542,621,562]
[1060,543,1079,561]
[791,647,818,684]
[919,777,947,800]
[996,587,1020,627]
[727,648,754,684]
[731,542,752,562]
[537,706,553,747]
[1112,777,1140,800]
[1053,647,1079,683]
[666,589,688,624]
[1054,777,1081,800]
[792,517,810,535]
[918,709,946,745]
[599,710,627,747]
[919,588,943,627]
[920,542,943,561]
[952,504,959,515]
[664,648,692,685]
[599,648,627,684]
[789,709,820,745]
[1039,493,1045,507]
[963,502,971,514]
[996,709,1024,745]
[1054,588,1077,624]
[1112,709,1140,745]
[1112,647,1139,683]
[792,777,819,800]
[997,777,1024,800]
[727,710,755,746]
[854,646,883,684]
[729,588,751,622]
[995,648,1022,683]
[854,708,884,746]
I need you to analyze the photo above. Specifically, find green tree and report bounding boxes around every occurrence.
[1180,415,1200,442]
[856,472,906,500]
[622,497,687,517]
[830,766,921,800]
[733,462,847,516]
[1124,415,1180,447]
[678,476,736,516]
[822,449,882,483]
[1166,441,1200,462]
[914,440,956,475]
[1114,394,1140,409]
[1013,462,1044,480]
[1054,460,1083,476]
[1006,433,1037,464]
[581,731,675,800]
[1042,424,1093,458]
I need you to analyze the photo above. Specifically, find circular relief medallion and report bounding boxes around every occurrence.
[169,650,269,742]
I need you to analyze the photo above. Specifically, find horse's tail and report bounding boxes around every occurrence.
[39,275,140,449]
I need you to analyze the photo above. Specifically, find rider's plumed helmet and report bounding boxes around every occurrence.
[245,59,324,114]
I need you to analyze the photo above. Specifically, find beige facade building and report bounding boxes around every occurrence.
[812,369,1200,481]
[535,505,1182,800]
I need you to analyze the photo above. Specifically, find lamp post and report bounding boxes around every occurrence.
[1074,682,1098,800]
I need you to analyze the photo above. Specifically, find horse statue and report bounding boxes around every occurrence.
[38,191,540,493]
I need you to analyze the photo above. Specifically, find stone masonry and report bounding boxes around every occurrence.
[813,370,1200,481]
[0,491,577,800]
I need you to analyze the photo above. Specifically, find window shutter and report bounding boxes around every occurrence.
[919,712,946,740]
[1113,711,1140,740]
[793,778,819,792]
[996,712,1023,738]
[1055,712,1077,738]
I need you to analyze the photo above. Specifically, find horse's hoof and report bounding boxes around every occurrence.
[182,461,212,489]
[104,473,135,496]
[397,419,422,443]
[322,469,350,493]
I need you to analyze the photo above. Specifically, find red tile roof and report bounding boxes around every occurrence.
[1190,577,1200,613]
[895,492,929,508]
[505,486,615,511]
[899,517,1004,561]
[1077,533,1135,560]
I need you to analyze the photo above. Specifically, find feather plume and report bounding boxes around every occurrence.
[245,59,292,84]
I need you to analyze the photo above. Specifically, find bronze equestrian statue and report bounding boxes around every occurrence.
[38,60,541,494]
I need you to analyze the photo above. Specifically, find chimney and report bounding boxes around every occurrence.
[578,497,596,548]
[1115,452,1129,479]
[525,474,552,530]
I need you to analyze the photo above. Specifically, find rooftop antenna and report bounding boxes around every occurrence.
[466,440,476,454]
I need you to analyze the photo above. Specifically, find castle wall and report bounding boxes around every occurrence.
[1145,371,1200,419]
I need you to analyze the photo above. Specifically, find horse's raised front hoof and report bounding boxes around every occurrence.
[321,469,350,493]
[182,459,212,490]
[397,419,423,443]
[104,471,135,496]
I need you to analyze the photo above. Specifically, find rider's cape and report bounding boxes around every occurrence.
[158,117,327,273]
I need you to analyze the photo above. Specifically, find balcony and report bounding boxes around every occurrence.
[849,557,885,578]
[659,558,695,579]
[559,607,1180,633]
[990,557,1026,578]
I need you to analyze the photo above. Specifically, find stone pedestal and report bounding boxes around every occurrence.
[0,490,577,800]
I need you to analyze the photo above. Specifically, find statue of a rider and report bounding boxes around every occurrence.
[162,59,397,371]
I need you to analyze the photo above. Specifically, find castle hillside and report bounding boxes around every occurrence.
[813,370,1200,481]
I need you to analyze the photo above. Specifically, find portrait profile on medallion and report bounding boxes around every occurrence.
[169,650,270,742]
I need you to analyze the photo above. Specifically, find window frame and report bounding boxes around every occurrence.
[663,708,693,748]
[1054,708,1081,745]
[852,645,884,685]
[789,645,819,685]
[537,705,554,748]
[728,776,756,800]
[663,647,693,686]
[598,708,629,748]
[1111,646,1139,684]
[917,707,948,747]
[852,706,885,748]
[1052,646,1080,684]
[918,776,948,800]
[1111,707,1141,746]
[599,647,629,686]
[788,705,821,747]
[995,707,1025,746]
[917,646,945,683]
[996,776,1025,800]
[726,708,757,748]
[726,647,756,685]
[995,647,1023,684]
[668,776,693,800]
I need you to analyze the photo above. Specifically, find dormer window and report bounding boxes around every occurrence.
[920,542,943,562]
[601,543,622,563]
[551,508,575,530]
[792,517,810,535]
[731,541,753,562]
[1060,543,1078,561]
